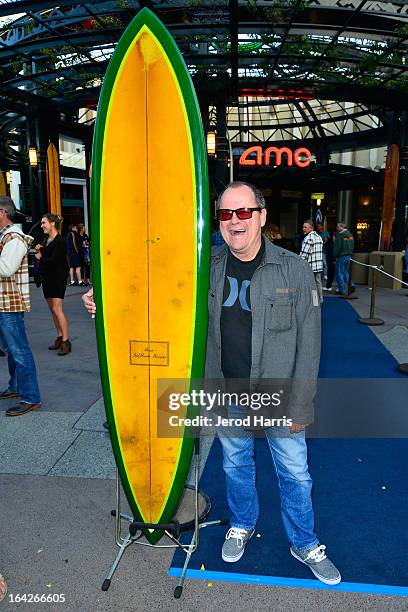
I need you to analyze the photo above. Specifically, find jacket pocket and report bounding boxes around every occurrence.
[265,297,293,332]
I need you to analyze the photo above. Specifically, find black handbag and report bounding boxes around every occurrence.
[34,272,42,288]
[33,256,42,288]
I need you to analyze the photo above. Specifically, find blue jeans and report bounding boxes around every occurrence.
[335,255,351,294]
[322,253,327,279]
[217,408,318,552]
[0,312,41,404]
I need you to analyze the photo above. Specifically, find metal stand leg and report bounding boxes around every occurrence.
[102,444,228,598]
[101,469,141,591]
[173,446,200,598]
[102,531,134,591]
[174,531,196,599]
[172,517,227,599]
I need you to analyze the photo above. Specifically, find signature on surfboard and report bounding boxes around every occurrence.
[130,340,169,366]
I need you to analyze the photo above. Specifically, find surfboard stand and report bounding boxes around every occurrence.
[101,439,228,598]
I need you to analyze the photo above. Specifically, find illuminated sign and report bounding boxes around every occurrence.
[357,222,369,230]
[239,145,313,168]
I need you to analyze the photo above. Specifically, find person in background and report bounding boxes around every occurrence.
[317,223,330,282]
[323,231,336,292]
[77,223,91,286]
[35,214,71,355]
[300,220,324,304]
[403,239,408,274]
[333,222,355,296]
[0,196,41,417]
[66,225,84,286]
[264,223,282,242]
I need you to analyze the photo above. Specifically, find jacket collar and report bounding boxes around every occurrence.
[0,223,12,239]
[212,236,283,266]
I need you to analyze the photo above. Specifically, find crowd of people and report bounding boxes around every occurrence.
[66,223,91,286]
[0,196,90,420]
[249,218,355,301]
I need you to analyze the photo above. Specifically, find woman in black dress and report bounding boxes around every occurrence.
[66,225,83,286]
[35,214,71,355]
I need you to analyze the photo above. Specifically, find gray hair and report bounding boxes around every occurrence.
[337,222,347,230]
[303,219,314,229]
[217,181,266,210]
[0,196,16,221]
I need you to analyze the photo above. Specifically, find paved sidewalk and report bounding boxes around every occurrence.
[0,286,407,611]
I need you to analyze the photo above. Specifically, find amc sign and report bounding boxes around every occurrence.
[239,145,313,168]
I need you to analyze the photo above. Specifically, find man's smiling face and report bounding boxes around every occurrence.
[219,185,266,261]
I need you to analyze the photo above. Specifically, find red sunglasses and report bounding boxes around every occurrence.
[217,207,263,221]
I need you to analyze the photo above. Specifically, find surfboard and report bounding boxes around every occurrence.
[380,143,399,251]
[46,143,62,217]
[91,8,210,543]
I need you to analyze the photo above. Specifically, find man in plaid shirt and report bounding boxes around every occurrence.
[0,196,41,416]
[300,220,323,304]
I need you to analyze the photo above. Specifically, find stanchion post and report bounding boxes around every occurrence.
[343,257,358,300]
[370,266,377,319]
[359,266,384,326]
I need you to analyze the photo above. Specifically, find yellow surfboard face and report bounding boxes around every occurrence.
[92,9,209,542]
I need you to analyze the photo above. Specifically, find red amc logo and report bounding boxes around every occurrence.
[239,145,313,168]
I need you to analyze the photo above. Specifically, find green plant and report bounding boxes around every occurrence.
[10,58,23,74]
[24,20,35,36]
[91,15,122,29]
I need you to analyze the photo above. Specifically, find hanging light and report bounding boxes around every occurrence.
[28,147,38,167]
[6,171,11,184]
[206,131,216,156]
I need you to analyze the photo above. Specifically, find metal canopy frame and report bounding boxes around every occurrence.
[0,0,406,167]
[0,1,406,108]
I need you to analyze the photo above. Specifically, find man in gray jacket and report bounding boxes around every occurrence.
[82,181,340,584]
[209,181,340,585]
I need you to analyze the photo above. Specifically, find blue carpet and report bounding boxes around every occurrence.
[170,297,408,594]
[319,298,406,378]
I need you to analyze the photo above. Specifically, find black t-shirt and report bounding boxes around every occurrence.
[221,240,265,379]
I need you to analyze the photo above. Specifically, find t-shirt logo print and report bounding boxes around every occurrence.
[222,276,251,311]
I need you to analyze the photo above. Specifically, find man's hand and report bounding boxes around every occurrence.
[34,244,42,251]
[34,252,42,260]
[289,423,307,434]
[82,287,96,316]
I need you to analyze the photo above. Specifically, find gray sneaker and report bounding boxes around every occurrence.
[290,544,341,585]
[222,527,255,563]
